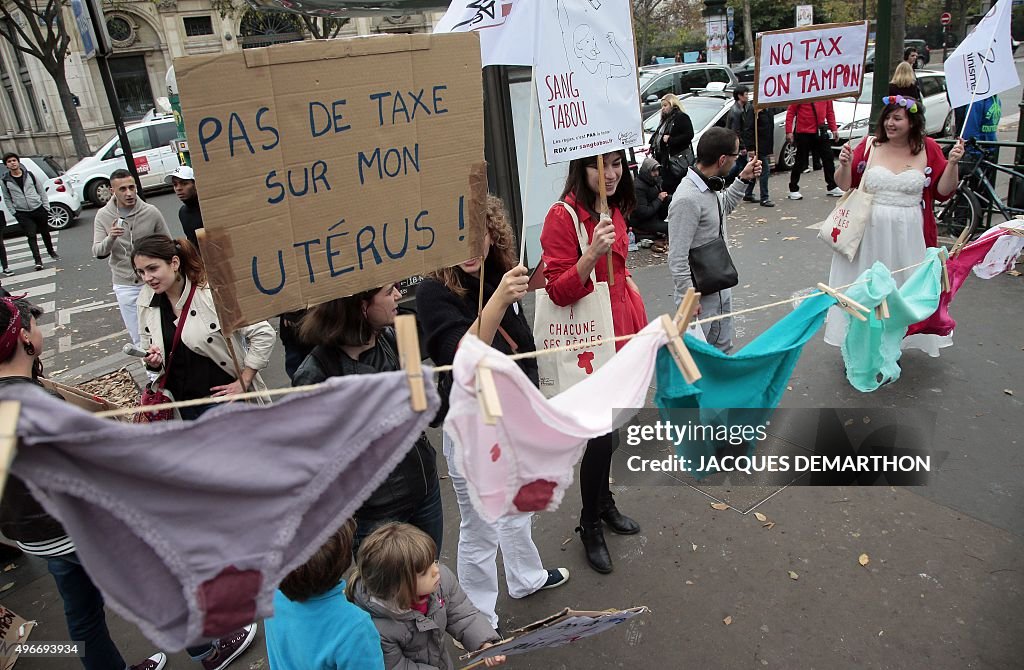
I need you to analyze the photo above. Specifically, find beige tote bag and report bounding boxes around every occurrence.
[534,202,616,398]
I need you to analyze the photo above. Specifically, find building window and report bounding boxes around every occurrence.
[106,15,137,48]
[183,16,214,37]
[0,53,24,131]
[4,19,42,130]
[109,55,154,121]
[238,10,304,50]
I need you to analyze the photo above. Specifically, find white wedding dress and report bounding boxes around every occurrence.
[824,165,950,356]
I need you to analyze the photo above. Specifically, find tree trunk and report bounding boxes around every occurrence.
[742,0,753,60]
[50,62,91,159]
[955,0,970,49]
[638,23,648,65]
[890,0,906,78]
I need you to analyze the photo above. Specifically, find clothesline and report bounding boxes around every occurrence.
[92,257,933,419]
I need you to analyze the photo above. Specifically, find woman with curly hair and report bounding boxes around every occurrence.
[416,195,569,632]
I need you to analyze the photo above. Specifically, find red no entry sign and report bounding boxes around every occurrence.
[941,12,952,26]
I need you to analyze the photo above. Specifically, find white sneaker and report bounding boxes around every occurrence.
[827,187,845,197]
[129,652,167,670]
[802,167,812,173]
[787,191,803,200]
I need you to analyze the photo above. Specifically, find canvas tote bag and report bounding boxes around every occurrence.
[818,139,876,261]
[534,202,616,398]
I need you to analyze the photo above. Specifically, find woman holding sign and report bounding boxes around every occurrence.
[416,195,571,631]
[540,149,647,574]
[827,98,965,353]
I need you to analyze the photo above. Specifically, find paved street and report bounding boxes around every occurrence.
[2,162,1021,668]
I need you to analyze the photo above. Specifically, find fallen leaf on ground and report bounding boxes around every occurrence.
[763,522,776,530]
[711,502,730,511]
[2,563,14,572]
[1004,389,1014,396]
[859,553,870,567]
[782,236,799,241]
[1008,269,1021,276]
[754,512,768,522]
[685,580,694,585]
[0,582,13,593]
[723,616,733,625]
[788,571,799,580]
[692,543,698,551]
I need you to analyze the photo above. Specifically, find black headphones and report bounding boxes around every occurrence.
[694,169,726,192]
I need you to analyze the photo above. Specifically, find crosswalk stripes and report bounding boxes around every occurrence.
[1,232,61,339]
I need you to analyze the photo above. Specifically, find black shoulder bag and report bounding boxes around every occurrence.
[687,193,738,295]
[811,104,831,142]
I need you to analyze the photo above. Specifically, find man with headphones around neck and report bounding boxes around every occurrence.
[666,127,761,352]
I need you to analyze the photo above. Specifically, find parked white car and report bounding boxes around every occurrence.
[64,114,180,206]
[2,156,82,231]
[831,71,953,147]
[636,90,795,173]
[635,90,734,164]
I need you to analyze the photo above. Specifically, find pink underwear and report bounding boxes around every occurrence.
[908,227,1019,337]
[444,319,668,523]
[3,374,438,651]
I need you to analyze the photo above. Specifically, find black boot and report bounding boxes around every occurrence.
[599,493,640,535]
[576,520,613,574]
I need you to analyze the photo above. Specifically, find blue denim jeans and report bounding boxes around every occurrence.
[353,483,444,558]
[45,553,127,670]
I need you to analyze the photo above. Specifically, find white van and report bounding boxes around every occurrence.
[65,115,180,206]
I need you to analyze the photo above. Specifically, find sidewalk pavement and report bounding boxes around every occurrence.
[2,171,1021,669]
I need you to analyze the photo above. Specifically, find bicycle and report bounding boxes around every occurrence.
[934,138,1024,243]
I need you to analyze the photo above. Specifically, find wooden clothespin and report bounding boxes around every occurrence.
[660,315,701,383]
[476,362,503,426]
[816,283,869,321]
[949,227,972,259]
[673,287,702,329]
[0,401,21,501]
[874,298,890,320]
[394,315,427,412]
[938,248,952,293]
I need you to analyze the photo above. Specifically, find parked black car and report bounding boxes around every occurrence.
[732,57,755,84]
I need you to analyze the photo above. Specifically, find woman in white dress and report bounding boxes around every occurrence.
[825,97,965,354]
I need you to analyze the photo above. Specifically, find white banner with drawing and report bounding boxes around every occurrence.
[533,0,643,165]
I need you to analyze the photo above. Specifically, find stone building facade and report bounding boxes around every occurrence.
[0,1,443,165]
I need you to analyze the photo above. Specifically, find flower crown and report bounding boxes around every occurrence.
[881,95,919,113]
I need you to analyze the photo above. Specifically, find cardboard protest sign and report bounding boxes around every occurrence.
[753,22,869,108]
[0,605,34,670]
[175,34,486,330]
[533,0,643,165]
[39,379,127,416]
[461,606,648,663]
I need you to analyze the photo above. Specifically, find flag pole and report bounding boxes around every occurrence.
[956,2,1006,139]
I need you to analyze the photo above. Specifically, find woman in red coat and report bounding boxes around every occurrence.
[539,149,647,574]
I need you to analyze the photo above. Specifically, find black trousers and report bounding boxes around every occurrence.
[580,432,617,523]
[14,206,56,264]
[789,133,837,192]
